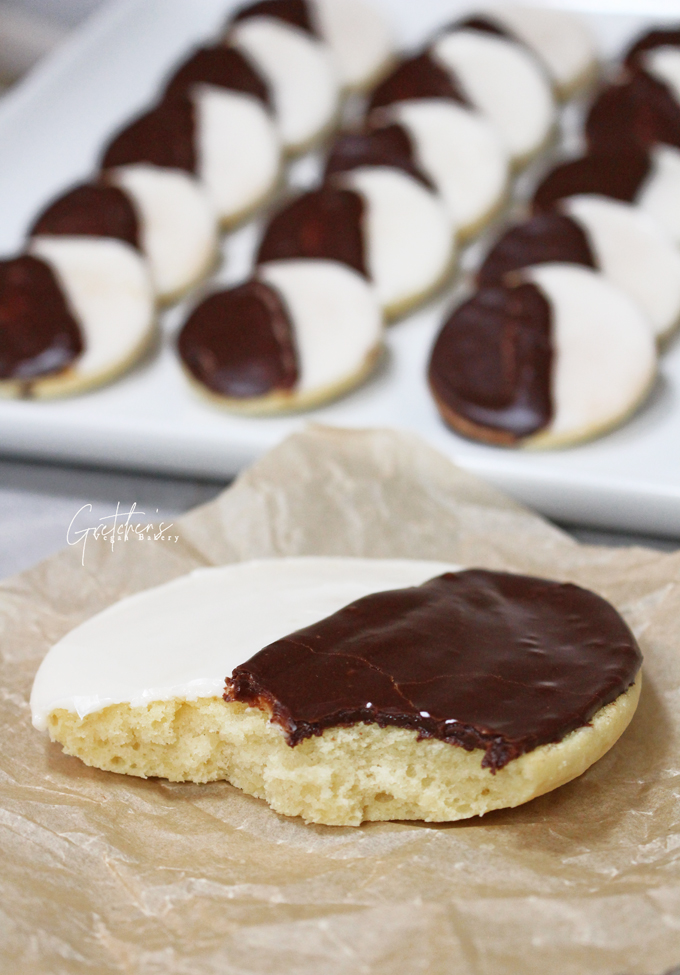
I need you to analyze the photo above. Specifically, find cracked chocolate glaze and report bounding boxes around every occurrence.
[325,126,434,190]
[0,255,83,383]
[624,27,680,70]
[163,45,271,107]
[587,75,680,155]
[478,212,595,287]
[368,51,470,114]
[226,569,642,771]
[428,283,553,444]
[533,150,651,212]
[257,187,367,276]
[30,183,140,249]
[231,0,317,36]
[178,279,298,398]
[101,97,196,174]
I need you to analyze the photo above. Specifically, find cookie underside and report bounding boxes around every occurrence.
[47,675,640,826]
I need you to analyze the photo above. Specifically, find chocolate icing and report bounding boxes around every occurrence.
[257,187,367,277]
[454,16,509,39]
[428,283,553,443]
[624,27,680,70]
[30,183,140,249]
[478,213,596,287]
[101,97,196,174]
[533,151,651,212]
[178,279,298,398]
[0,255,83,383]
[231,0,317,36]
[368,51,469,114]
[164,45,271,108]
[324,126,434,190]
[587,75,680,155]
[226,569,642,771]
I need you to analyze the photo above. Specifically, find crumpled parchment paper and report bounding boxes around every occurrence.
[2,425,679,975]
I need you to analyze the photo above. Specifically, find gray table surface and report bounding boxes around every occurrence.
[0,455,677,582]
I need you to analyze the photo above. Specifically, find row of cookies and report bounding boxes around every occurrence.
[429,24,680,449]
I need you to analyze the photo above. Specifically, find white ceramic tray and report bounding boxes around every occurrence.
[1,0,680,536]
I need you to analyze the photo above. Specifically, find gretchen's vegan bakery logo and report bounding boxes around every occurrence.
[67,503,180,565]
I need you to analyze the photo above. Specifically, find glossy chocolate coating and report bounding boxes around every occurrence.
[257,187,367,276]
[533,151,651,212]
[30,183,140,249]
[164,45,271,108]
[624,27,680,70]
[0,255,83,382]
[231,0,317,36]
[368,51,469,114]
[178,279,298,398]
[428,282,553,443]
[101,97,196,174]
[226,569,642,771]
[587,75,680,155]
[478,213,595,287]
[324,125,434,189]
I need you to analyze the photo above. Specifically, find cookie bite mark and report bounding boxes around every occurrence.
[368,50,470,113]
[325,126,435,190]
[478,212,595,286]
[0,255,83,391]
[102,97,197,174]
[257,186,367,276]
[178,279,298,400]
[429,282,554,445]
[30,183,140,250]
[163,44,272,107]
[226,569,642,771]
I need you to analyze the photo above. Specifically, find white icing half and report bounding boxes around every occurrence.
[490,5,596,96]
[526,264,656,440]
[342,166,454,313]
[388,99,509,236]
[258,259,382,393]
[230,18,339,151]
[30,236,154,380]
[565,194,680,341]
[637,144,680,245]
[312,0,393,90]
[30,557,459,729]
[432,29,555,163]
[643,46,680,105]
[110,164,219,302]
[195,85,281,223]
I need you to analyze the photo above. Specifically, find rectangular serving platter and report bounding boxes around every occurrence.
[1,0,680,536]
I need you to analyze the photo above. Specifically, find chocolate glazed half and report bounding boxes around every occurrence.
[101,97,197,174]
[325,125,435,190]
[257,187,368,276]
[163,45,272,108]
[178,279,298,399]
[428,282,554,445]
[29,183,140,249]
[226,569,642,772]
[368,50,470,114]
[0,255,83,385]
[230,0,317,37]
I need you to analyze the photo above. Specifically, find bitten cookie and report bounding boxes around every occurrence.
[0,241,154,399]
[177,259,382,413]
[257,178,454,318]
[429,263,657,448]
[31,558,642,827]
[478,197,680,341]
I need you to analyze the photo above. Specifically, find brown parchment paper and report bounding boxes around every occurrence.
[2,425,680,975]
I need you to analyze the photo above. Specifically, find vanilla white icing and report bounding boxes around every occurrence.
[313,0,393,89]
[230,18,339,151]
[30,235,155,380]
[490,5,596,96]
[388,99,509,235]
[195,85,281,223]
[637,145,680,246]
[110,164,219,301]
[258,258,382,393]
[432,28,555,163]
[565,194,680,340]
[526,264,657,440]
[342,166,454,313]
[30,557,460,730]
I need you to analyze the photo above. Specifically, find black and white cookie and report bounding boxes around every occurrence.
[479,196,680,341]
[0,241,155,399]
[30,178,218,304]
[226,3,341,152]
[102,74,281,227]
[429,264,656,448]
[257,177,454,318]
[177,259,382,413]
